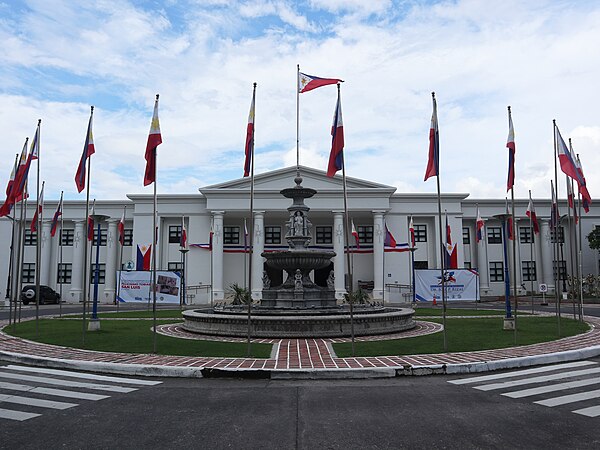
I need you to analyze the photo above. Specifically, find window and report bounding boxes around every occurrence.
[93,228,107,246]
[522,261,536,282]
[489,262,504,282]
[224,226,240,245]
[553,261,567,280]
[89,263,106,284]
[22,263,35,283]
[462,227,470,245]
[57,263,72,284]
[487,227,502,244]
[24,230,37,246]
[169,225,182,244]
[60,229,74,246]
[123,229,133,246]
[551,227,565,243]
[357,225,373,244]
[464,261,472,270]
[414,261,428,270]
[265,226,281,244]
[414,224,427,242]
[168,262,183,272]
[519,226,534,244]
[316,226,332,244]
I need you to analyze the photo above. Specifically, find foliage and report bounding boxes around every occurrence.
[587,227,600,250]
[228,283,252,305]
[582,274,600,298]
[344,287,370,305]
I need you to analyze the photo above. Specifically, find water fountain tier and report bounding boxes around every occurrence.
[261,174,336,308]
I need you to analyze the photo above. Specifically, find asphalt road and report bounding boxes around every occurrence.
[0,360,599,449]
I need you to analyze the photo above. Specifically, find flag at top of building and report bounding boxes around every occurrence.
[445,213,458,269]
[298,71,343,93]
[526,193,540,235]
[351,220,360,248]
[50,191,63,237]
[30,181,44,233]
[506,106,515,192]
[118,208,125,246]
[180,216,188,250]
[243,85,255,177]
[409,216,416,248]
[384,222,397,248]
[424,92,439,181]
[476,205,484,243]
[75,107,95,193]
[144,95,162,186]
[327,86,344,177]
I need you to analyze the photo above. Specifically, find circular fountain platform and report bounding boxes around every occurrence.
[182,306,415,338]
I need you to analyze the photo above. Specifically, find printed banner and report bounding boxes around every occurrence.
[117,271,181,304]
[414,269,479,301]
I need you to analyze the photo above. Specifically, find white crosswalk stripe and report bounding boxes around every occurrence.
[448,360,600,419]
[0,365,162,422]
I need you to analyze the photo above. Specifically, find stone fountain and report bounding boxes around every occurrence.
[182,172,415,338]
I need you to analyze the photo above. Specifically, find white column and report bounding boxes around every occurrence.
[540,219,555,292]
[211,211,225,301]
[251,211,265,300]
[103,219,119,303]
[40,221,52,287]
[477,220,490,293]
[333,211,345,299]
[372,211,385,300]
[69,220,85,302]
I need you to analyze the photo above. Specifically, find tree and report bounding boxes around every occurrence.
[587,226,600,250]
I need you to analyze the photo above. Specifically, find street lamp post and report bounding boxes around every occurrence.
[179,247,189,308]
[89,213,109,331]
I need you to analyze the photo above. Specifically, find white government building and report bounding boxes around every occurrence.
[1,166,597,304]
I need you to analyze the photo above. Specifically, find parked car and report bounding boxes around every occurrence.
[20,285,61,305]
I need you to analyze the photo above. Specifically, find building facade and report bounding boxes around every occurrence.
[1,166,597,304]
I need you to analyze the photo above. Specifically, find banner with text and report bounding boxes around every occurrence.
[117,271,181,304]
[414,269,479,301]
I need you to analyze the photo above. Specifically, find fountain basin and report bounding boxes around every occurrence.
[182,307,415,338]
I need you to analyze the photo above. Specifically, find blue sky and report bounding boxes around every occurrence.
[1,0,599,202]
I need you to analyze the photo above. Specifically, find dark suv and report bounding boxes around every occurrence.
[21,285,61,305]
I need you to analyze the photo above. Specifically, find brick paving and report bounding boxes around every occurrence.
[0,316,599,373]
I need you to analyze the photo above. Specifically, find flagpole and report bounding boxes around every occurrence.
[506,106,518,344]
[117,206,125,313]
[566,173,576,320]
[552,120,561,336]
[247,82,256,357]
[296,65,300,172]
[567,139,579,320]
[34,120,41,338]
[82,106,93,346]
[152,139,158,354]
[17,194,27,325]
[6,153,19,326]
[58,191,64,318]
[576,154,584,322]
[529,191,535,314]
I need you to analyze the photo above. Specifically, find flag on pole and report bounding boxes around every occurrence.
[505,199,514,241]
[243,88,255,177]
[327,87,344,177]
[298,72,343,93]
[209,222,214,251]
[118,208,126,246]
[75,107,95,193]
[351,220,360,248]
[50,192,63,237]
[526,194,540,235]
[243,218,249,251]
[566,178,579,225]
[506,106,515,192]
[555,125,584,188]
[476,205,484,243]
[30,121,40,161]
[409,216,416,248]
[0,149,22,217]
[14,136,36,204]
[136,244,152,270]
[180,216,188,249]
[424,92,439,181]
[30,182,44,233]
[550,180,559,229]
[574,153,592,212]
[87,200,95,242]
[384,222,397,248]
[445,213,458,269]
[144,95,162,186]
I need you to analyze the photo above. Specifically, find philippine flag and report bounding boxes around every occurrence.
[50,192,63,237]
[75,107,95,193]
[384,222,397,248]
[144,95,162,186]
[526,194,540,235]
[409,216,416,248]
[424,92,439,181]
[550,180,560,229]
[351,220,360,248]
[30,182,44,233]
[180,217,188,249]
[575,154,592,212]
[476,206,484,243]
[243,88,255,177]
[556,124,584,188]
[118,209,126,245]
[136,244,152,271]
[87,200,95,242]
[506,106,515,192]
[327,89,344,177]
[298,71,343,93]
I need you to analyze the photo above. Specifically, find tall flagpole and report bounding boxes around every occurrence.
[552,120,561,336]
[17,193,27,325]
[576,154,584,322]
[296,65,300,172]
[34,120,41,338]
[568,139,579,320]
[528,191,535,314]
[566,174,577,319]
[152,142,158,354]
[247,82,256,357]
[508,106,518,344]
[58,191,64,318]
[6,153,19,326]
[82,106,93,346]
[117,206,125,313]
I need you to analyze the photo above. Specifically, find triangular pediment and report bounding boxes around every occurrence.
[200,165,396,193]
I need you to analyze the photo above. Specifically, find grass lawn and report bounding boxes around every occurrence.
[412,307,508,317]
[5,319,272,358]
[333,316,590,357]
[67,309,186,319]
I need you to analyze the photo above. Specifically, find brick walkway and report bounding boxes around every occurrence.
[1,316,599,374]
